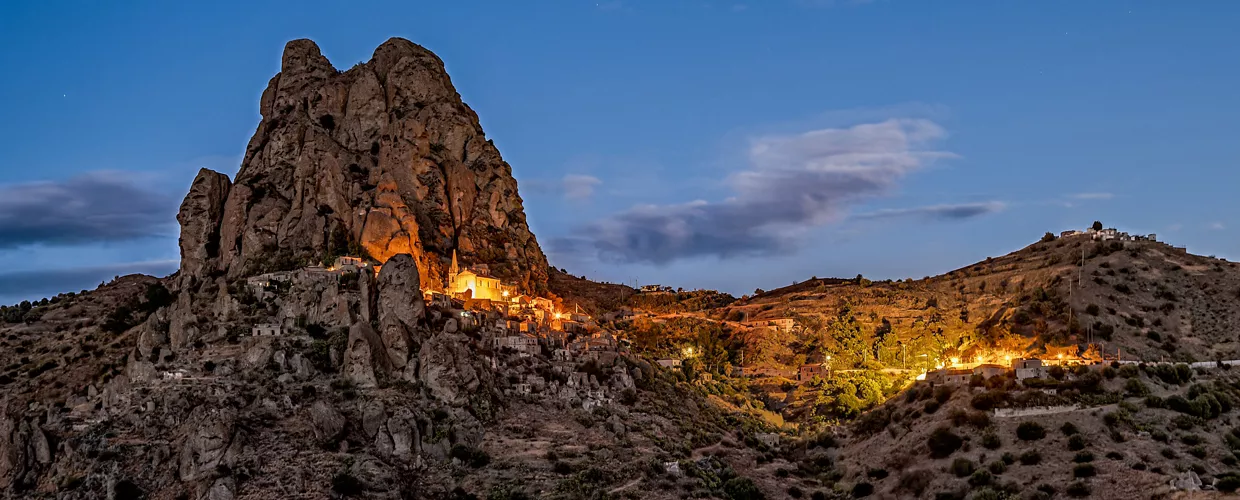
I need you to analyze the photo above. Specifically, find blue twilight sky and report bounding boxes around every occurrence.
[0,0,1237,303]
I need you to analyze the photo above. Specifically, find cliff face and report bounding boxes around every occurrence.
[179,38,548,294]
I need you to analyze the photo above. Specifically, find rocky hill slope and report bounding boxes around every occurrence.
[179,38,548,295]
[0,38,791,500]
[721,232,1240,374]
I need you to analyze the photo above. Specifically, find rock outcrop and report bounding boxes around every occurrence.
[175,37,548,296]
[177,169,232,287]
[376,253,425,371]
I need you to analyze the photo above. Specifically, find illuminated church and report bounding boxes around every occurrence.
[446,250,513,302]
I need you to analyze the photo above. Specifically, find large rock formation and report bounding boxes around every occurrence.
[174,37,548,295]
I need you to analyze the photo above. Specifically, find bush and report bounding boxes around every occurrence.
[1068,434,1087,451]
[1217,474,1240,493]
[1073,452,1094,463]
[1105,451,1123,460]
[332,472,363,496]
[1016,421,1046,441]
[1124,378,1149,397]
[987,461,1006,475]
[850,482,873,498]
[968,470,992,487]
[970,391,1008,411]
[981,433,1002,450]
[1072,464,1096,478]
[1001,452,1015,465]
[1061,422,1079,436]
[923,400,941,414]
[1019,451,1042,465]
[1188,446,1207,459]
[449,444,491,468]
[927,427,963,458]
[951,458,975,477]
[723,477,765,500]
[1066,481,1091,497]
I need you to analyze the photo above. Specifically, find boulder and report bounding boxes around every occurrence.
[342,322,390,388]
[178,407,242,482]
[309,401,346,445]
[376,254,425,370]
[418,333,488,406]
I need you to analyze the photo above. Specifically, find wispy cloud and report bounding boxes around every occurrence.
[1209,222,1226,231]
[556,118,976,264]
[0,172,178,249]
[524,174,604,201]
[851,202,1006,221]
[0,259,177,304]
[563,175,602,200]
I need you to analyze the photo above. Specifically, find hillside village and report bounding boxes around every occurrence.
[5,35,1240,500]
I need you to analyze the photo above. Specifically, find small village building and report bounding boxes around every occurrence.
[656,358,683,368]
[333,256,365,272]
[1012,358,1048,380]
[569,312,591,323]
[973,364,1008,379]
[925,368,973,386]
[799,363,829,382]
[751,318,796,333]
[755,433,780,449]
[252,323,282,337]
[562,320,587,333]
[424,291,453,309]
[493,335,539,356]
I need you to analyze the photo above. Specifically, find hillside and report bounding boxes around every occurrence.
[719,233,1240,375]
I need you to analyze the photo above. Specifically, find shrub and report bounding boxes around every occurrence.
[1217,474,1240,493]
[449,444,491,468]
[1072,464,1096,478]
[981,433,1002,450]
[866,469,889,480]
[1001,452,1015,465]
[927,427,963,458]
[332,472,363,496]
[1061,422,1079,436]
[1188,446,1207,459]
[951,458,975,477]
[723,477,765,500]
[1066,481,1091,497]
[968,470,992,487]
[1073,452,1094,463]
[849,482,873,498]
[1068,434,1087,451]
[787,486,804,498]
[1124,378,1149,397]
[1019,451,1042,465]
[987,461,1006,475]
[923,400,940,414]
[970,391,1008,411]
[1016,421,1046,441]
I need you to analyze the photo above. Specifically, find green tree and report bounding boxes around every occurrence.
[1092,221,1103,231]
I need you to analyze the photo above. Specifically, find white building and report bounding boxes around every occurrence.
[1012,358,1048,380]
[656,358,683,368]
[493,335,539,356]
[252,323,282,336]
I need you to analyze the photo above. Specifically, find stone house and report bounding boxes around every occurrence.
[973,364,1008,379]
[656,358,682,368]
[799,363,828,382]
[926,368,973,386]
[755,433,780,448]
